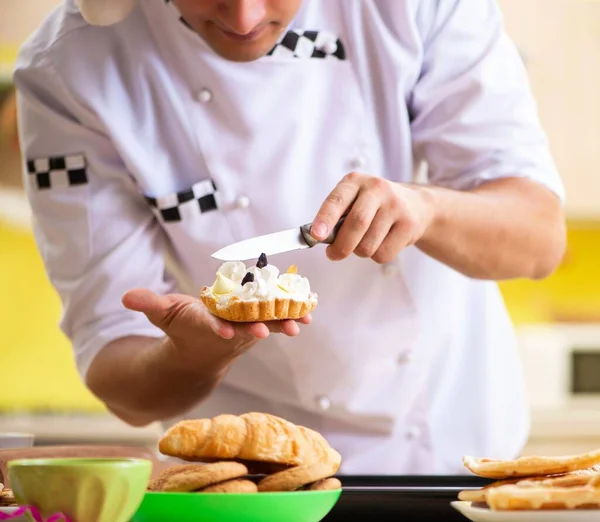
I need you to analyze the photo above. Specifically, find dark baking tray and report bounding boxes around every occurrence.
[323,475,494,522]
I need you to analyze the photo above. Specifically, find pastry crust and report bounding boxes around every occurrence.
[201,287,317,322]
[158,412,342,471]
[463,450,600,479]
[458,466,600,503]
[161,462,249,493]
[306,478,343,491]
[201,479,258,493]
[148,464,208,492]
[257,463,336,492]
[485,483,600,510]
[0,488,15,507]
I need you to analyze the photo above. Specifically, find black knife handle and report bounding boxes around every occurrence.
[300,216,346,247]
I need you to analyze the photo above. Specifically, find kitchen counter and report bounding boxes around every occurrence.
[4,407,598,452]
[321,475,488,522]
[523,406,600,455]
[0,413,161,447]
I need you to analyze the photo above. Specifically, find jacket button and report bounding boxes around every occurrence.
[319,39,338,55]
[349,155,367,170]
[236,195,250,209]
[397,352,413,365]
[195,88,213,103]
[406,425,422,440]
[316,395,331,411]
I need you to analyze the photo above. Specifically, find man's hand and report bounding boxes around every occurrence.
[122,288,311,373]
[310,173,565,281]
[86,289,312,426]
[310,172,435,264]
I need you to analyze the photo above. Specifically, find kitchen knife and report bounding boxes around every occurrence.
[211,217,346,261]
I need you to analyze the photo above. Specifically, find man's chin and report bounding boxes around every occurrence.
[208,41,276,63]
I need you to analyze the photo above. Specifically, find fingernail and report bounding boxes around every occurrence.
[312,221,328,238]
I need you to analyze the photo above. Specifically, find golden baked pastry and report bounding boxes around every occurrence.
[159,412,341,471]
[485,483,600,510]
[458,465,600,503]
[201,479,258,493]
[147,460,341,494]
[148,464,208,492]
[306,477,343,491]
[160,462,249,493]
[257,463,336,492]
[0,488,16,507]
[463,449,600,479]
[200,255,318,322]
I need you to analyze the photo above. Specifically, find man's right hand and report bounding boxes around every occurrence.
[121,288,311,374]
[86,288,311,426]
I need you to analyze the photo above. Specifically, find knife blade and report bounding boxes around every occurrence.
[211,217,346,261]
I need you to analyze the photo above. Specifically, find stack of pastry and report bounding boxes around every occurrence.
[0,485,16,507]
[459,449,600,510]
[149,413,342,493]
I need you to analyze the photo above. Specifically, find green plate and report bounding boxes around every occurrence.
[131,490,342,522]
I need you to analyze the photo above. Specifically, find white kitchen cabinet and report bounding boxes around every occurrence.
[523,438,600,456]
[524,407,600,456]
[498,0,600,218]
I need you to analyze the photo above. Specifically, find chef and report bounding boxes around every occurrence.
[14,0,566,474]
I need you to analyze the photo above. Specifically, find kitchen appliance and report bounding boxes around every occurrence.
[517,323,600,410]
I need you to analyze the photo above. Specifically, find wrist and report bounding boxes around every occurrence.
[157,332,258,382]
[409,183,441,244]
[154,336,228,381]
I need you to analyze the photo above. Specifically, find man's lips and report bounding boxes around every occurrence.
[215,23,269,42]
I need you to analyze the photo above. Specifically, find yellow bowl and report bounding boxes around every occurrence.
[8,457,152,522]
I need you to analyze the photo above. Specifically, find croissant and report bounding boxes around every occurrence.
[158,412,342,470]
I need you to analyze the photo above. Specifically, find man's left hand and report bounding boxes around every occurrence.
[310,172,435,264]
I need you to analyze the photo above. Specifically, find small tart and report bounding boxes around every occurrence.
[201,256,318,322]
[201,291,317,322]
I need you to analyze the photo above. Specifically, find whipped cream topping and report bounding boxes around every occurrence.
[207,260,316,304]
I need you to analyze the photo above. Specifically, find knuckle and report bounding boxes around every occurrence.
[388,196,404,215]
[394,221,410,237]
[355,241,377,258]
[400,213,417,233]
[325,192,345,207]
[347,210,370,230]
[343,171,362,184]
[367,177,388,192]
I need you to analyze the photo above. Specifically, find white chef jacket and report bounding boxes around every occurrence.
[14,0,564,475]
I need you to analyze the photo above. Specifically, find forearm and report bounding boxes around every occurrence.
[85,335,227,426]
[415,177,566,280]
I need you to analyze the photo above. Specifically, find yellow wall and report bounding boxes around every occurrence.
[1,219,599,412]
[0,222,105,412]
[499,221,600,325]
[0,45,18,84]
